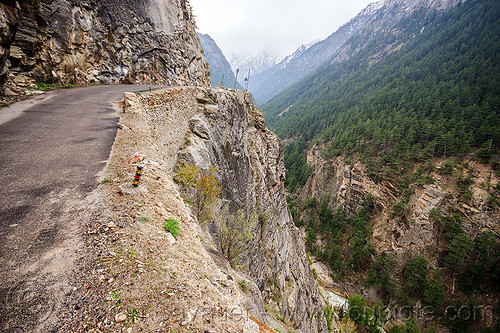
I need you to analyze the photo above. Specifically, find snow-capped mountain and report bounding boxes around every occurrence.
[279,39,319,69]
[250,1,384,104]
[228,52,282,86]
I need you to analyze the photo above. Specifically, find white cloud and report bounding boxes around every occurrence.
[190,0,375,58]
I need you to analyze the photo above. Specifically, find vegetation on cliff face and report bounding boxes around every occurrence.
[289,194,375,279]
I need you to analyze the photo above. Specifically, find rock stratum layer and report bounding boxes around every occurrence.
[296,147,499,329]
[0,0,209,94]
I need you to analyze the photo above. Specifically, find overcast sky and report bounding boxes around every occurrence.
[190,0,375,59]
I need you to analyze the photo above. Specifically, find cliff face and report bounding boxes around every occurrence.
[301,149,500,262]
[295,146,500,328]
[183,88,328,331]
[0,0,209,94]
[123,87,328,332]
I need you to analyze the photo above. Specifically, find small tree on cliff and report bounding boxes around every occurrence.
[174,164,222,223]
[214,203,255,266]
[194,165,222,223]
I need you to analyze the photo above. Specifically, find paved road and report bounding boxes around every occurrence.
[0,85,159,332]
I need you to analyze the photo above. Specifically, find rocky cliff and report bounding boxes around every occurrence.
[301,149,500,255]
[120,87,329,332]
[185,88,328,331]
[294,146,500,330]
[0,0,209,95]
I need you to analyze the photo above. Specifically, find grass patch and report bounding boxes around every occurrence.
[137,215,149,223]
[239,279,250,293]
[163,218,180,237]
[27,82,75,91]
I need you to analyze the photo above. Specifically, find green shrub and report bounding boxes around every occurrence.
[347,295,368,327]
[403,256,429,296]
[100,178,113,184]
[174,164,222,223]
[174,165,200,188]
[304,197,318,209]
[443,233,473,273]
[324,305,334,332]
[438,161,455,175]
[164,218,180,237]
[423,270,445,307]
[137,215,149,223]
[366,254,397,298]
[216,205,255,263]
[239,279,250,293]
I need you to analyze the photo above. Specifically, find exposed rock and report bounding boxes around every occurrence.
[115,313,127,322]
[189,117,210,140]
[0,0,210,94]
[165,232,176,245]
[128,86,328,332]
[299,147,500,271]
[0,3,18,94]
[117,183,136,196]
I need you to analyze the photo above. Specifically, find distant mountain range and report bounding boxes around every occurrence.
[264,0,498,176]
[249,1,384,104]
[199,0,465,103]
[198,33,243,89]
[228,52,282,87]
[262,1,500,331]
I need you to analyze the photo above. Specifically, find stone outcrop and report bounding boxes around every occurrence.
[126,87,328,332]
[0,0,209,94]
[0,4,17,94]
[190,89,327,332]
[299,147,500,268]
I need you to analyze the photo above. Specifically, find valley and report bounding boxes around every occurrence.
[0,0,498,332]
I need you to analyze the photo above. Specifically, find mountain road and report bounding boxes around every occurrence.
[0,85,161,332]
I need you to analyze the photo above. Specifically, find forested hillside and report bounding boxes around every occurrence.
[265,0,500,187]
[263,1,500,332]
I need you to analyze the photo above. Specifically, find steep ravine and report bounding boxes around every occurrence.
[183,88,329,331]
[292,146,500,331]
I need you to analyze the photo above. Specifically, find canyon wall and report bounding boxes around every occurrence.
[124,87,329,332]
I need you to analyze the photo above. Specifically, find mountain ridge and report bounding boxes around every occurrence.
[263,0,500,331]
[249,1,383,104]
[198,32,243,89]
[250,0,465,105]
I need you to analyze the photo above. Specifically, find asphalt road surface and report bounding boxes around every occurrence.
[0,85,160,332]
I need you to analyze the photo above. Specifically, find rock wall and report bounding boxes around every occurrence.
[126,87,328,332]
[0,0,209,94]
[182,88,328,332]
[0,4,17,92]
[299,146,500,280]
